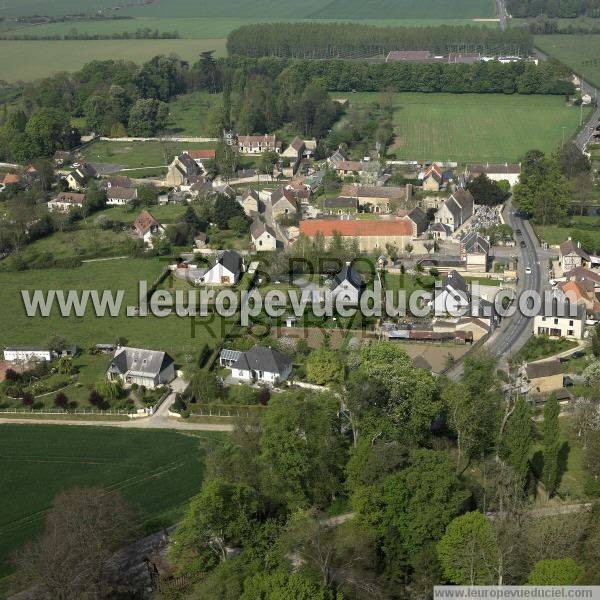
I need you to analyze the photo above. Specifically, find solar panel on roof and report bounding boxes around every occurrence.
[220,349,242,361]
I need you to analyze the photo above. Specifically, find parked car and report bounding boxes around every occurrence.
[525,267,532,274]
[520,240,526,248]
[571,351,585,359]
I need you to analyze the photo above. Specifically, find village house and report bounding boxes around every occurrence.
[428,222,454,240]
[194,232,208,249]
[466,163,521,187]
[559,239,591,272]
[198,250,244,285]
[132,210,165,247]
[241,189,262,216]
[184,149,216,171]
[53,150,73,167]
[220,346,292,385]
[0,172,21,190]
[330,262,363,304]
[332,160,380,184]
[556,279,599,315]
[400,207,429,237]
[107,346,175,389]
[434,270,471,315]
[65,163,96,191]
[460,231,490,272]
[340,184,411,213]
[323,196,358,215]
[432,317,490,342]
[3,347,53,363]
[434,188,474,231]
[251,220,278,251]
[47,192,85,212]
[106,175,133,189]
[299,218,413,252]
[237,135,282,155]
[422,164,443,191]
[327,146,348,168]
[523,359,564,395]
[271,188,298,220]
[106,186,138,206]
[533,299,586,339]
[166,153,202,187]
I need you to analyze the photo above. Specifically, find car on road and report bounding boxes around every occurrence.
[525,267,532,274]
[571,351,585,359]
[520,240,526,248]
[516,229,522,235]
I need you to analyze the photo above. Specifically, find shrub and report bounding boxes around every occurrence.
[4,368,20,382]
[227,385,259,405]
[21,392,34,406]
[54,392,69,408]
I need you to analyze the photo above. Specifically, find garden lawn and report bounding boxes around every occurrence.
[0,425,223,576]
[534,216,600,250]
[512,335,578,364]
[336,92,589,163]
[80,140,217,171]
[535,34,600,89]
[0,259,231,362]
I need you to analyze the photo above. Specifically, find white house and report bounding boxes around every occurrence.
[3,347,53,363]
[107,346,175,389]
[106,187,138,206]
[461,231,490,272]
[47,192,85,212]
[237,135,282,155]
[467,163,521,187]
[201,250,244,285]
[330,262,363,304]
[434,270,471,315]
[251,220,278,251]
[220,346,292,385]
[533,299,586,340]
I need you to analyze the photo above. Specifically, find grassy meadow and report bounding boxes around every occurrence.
[79,140,216,171]
[535,34,600,89]
[166,91,223,136]
[337,92,589,162]
[0,258,231,361]
[0,425,223,576]
[534,215,600,248]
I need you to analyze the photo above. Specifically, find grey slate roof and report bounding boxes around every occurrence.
[231,346,292,375]
[442,270,468,295]
[525,359,562,380]
[251,220,276,240]
[109,347,174,378]
[330,263,363,291]
[324,196,357,210]
[216,250,243,276]
[461,231,490,254]
[407,207,428,231]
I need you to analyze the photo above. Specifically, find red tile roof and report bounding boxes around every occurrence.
[186,149,216,160]
[300,219,413,237]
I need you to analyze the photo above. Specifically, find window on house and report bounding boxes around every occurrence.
[568,330,574,336]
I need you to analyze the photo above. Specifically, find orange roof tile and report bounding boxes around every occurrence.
[299,219,413,237]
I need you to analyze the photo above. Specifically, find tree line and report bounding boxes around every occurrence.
[506,0,600,17]
[226,23,533,59]
[1,28,181,40]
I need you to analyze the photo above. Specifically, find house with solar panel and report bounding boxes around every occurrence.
[219,346,293,385]
[107,346,175,389]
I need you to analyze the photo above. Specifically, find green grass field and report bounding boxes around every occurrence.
[0,39,227,82]
[0,258,230,361]
[0,424,222,576]
[80,140,216,171]
[166,91,222,136]
[534,215,600,248]
[337,92,589,162]
[535,34,600,89]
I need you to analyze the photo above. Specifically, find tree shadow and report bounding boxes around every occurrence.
[557,441,570,489]
[531,449,543,479]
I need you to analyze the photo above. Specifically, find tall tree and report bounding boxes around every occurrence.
[542,394,561,497]
[502,396,532,490]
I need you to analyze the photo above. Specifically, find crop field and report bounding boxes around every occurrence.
[0,39,227,83]
[0,0,495,19]
[0,424,222,576]
[337,92,589,163]
[534,35,600,89]
[0,259,231,361]
[79,140,216,171]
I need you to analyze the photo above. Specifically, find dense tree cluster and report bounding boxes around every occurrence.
[507,0,600,18]
[226,23,533,59]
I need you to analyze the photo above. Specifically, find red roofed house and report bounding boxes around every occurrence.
[184,149,216,171]
[422,164,443,192]
[299,218,413,252]
[0,172,21,187]
[132,210,165,248]
[47,192,85,212]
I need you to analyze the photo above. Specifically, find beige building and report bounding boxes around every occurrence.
[559,239,590,272]
[241,189,261,216]
[237,135,282,154]
[422,164,443,191]
[299,218,413,252]
[467,163,521,187]
[48,192,85,212]
[270,188,298,220]
[251,220,278,251]
[461,231,490,272]
[435,188,474,231]
[166,154,202,187]
[523,359,563,394]
[340,184,411,214]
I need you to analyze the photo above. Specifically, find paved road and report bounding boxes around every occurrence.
[487,199,544,363]
[535,48,599,152]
